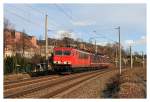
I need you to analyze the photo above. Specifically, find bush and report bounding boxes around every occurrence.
[4,54,50,75]
[4,55,30,75]
[4,56,16,74]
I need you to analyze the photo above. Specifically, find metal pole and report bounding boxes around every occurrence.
[116,26,121,75]
[115,45,118,68]
[95,40,97,54]
[45,14,49,71]
[119,26,121,74]
[93,31,97,54]
[130,46,133,69]
[45,14,48,61]
[142,52,145,68]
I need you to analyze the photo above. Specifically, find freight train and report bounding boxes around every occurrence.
[53,47,111,74]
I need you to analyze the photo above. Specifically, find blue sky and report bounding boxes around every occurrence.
[4,4,146,54]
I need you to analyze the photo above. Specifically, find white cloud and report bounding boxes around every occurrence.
[72,21,95,26]
[53,30,77,39]
[135,35,146,45]
[125,35,146,46]
[125,40,135,46]
[72,4,146,30]
[141,35,146,39]
[53,30,69,39]
[96,42,108,46]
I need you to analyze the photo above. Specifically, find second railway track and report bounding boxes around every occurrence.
[4,75,60,90]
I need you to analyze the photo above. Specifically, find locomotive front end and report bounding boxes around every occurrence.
[53,47,73,73]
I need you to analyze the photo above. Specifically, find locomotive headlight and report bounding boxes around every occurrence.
[57,61,61,64]
[53,61,57,64]
[63,61,71,64]
[64,61,67,64]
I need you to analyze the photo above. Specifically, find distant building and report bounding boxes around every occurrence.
[28,36,38,48]
[4,29,39,58]
[38,45,54,57]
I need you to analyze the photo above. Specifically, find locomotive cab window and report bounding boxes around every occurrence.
[54,50,62,55]
[63,50,71,55]
[79,52,88,59]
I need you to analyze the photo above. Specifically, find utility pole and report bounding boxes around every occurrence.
[95,40,97,54]
[93,31,97,54]
[130,46,133,69]
[115,44,118,68]
[142,52,145,68]
[45,15,48,68]
[115,26,121,75]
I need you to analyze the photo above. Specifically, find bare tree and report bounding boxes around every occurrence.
[4,18,15,30]
[22,30,25,57]
[17,29,33,57]
[39,35,42,56]
[4,19,16,57]
[4,18,10,29]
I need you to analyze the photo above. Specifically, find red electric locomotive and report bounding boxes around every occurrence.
[53,47,110,74]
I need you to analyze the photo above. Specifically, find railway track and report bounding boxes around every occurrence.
[4,75,60,90]
[40,69,111,98]
[4,69,115,98]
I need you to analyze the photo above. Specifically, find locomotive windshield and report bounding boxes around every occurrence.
[63,50,71,55]
[54,50,71,56]
[55,50,62,55]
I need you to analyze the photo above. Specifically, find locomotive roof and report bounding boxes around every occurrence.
[53,47,106,56]
[54,47,90,54]
[53,47,74,50]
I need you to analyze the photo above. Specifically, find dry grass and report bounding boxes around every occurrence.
[102,67,146,98]
[118,67,146,98]
[118,82,145,98]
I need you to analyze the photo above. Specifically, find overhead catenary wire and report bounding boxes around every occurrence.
[5,5,118,46]
[26,4,46,14]
[59,5,73,16]
[27,4,72,29]
[5,9,60,33]
[57,4,81,21]
[5,9,44,28]
[54,4,74,23]
[5,5,76,40]
[92,31,118,43]
[7,4,60,29]
[96,35,117,43]
[10,5,59,29]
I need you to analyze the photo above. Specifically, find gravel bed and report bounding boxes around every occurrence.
[4,76,61,96]
[20,72,100,98]
[4,73,31,83]
[59,69,119,98]
[5,69,120,98]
